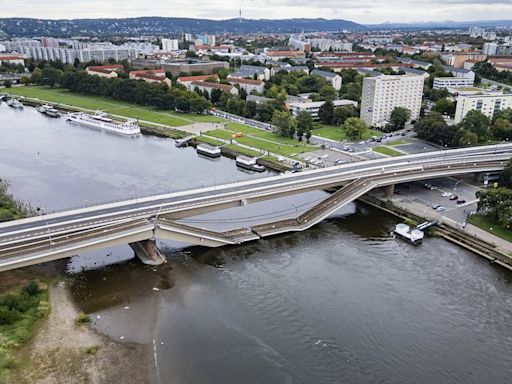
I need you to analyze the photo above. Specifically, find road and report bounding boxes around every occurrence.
[1,144,510,241]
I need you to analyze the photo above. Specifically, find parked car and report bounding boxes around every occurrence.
[457,199,466,204]
[449,195,458,201]
[432,204,441,209]
[442,192,453,197]
[424,183,432,189]
[436,206,446,212]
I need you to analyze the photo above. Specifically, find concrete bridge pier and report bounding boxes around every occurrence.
[129,239,166,266]
[384,184,395,198]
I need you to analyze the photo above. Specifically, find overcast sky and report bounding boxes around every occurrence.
[0,0,511,24]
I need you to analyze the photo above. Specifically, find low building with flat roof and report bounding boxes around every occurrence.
[289,99,358,120]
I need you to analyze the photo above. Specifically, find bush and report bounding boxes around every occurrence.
[75,312,91,325]
[0,307,20,325]
[24,281,40,296]
[0,294,32,313]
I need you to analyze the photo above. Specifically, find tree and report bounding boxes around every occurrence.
[500,159,512,187]
[433,99,455,116]
[3,80,12,88]
[459,110,490,141]
[318,85,337,101]
[390,107,411,130]
[476,188,512,228]
[20,76,30,86]
[414,112,458,147]
[272,110,296,138]
[296,111,313,141]
[458,130,478,147]
[493,108,512,123]
[491,118,512,141]
[339,81,361,102]
[318,100,334,125]
[41,65,62,88]
[342,117,368,141]
[332,105,358,126]
[210,89,223,104]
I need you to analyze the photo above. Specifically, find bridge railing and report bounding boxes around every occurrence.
[19,150,512,218]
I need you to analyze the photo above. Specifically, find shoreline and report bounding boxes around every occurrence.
[360,193,512,271]
[17,96,292,173]
[1,272,154,384]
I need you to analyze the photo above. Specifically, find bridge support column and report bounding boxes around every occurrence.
[385,184,395,198]
[129,239,165,266]
[473,172,484,182]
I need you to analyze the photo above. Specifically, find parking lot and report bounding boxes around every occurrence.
[391,177,484,224]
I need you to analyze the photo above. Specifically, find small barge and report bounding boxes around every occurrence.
[235,156,266,172]
[196,144,221,158]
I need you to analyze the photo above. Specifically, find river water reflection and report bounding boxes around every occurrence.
[2,104,512,384]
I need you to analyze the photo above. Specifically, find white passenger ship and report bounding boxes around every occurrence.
[65,112,141,135]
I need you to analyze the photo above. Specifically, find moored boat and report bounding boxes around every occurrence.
[394,223,424,245]
[7,99,23,109]
[65,112,140,135]
[235,155,266,172]
[196,144,221,158]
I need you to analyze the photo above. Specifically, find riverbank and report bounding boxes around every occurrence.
[361,192,512,271]
[0,180,29,222]
[0,273,152,384]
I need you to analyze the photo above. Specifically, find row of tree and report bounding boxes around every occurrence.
[27,65,212,114]
[414,108,512,147]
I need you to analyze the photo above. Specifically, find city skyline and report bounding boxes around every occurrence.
[0,0,511,24]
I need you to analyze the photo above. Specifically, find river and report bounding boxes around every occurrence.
[2,103,512,384]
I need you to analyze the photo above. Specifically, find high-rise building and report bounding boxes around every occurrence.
[483,42,498,56]
[360,75,424,127]
[162,38,179,51]
[41,37,60,48]
[454,94,512,124]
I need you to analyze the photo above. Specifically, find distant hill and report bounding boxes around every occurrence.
[366,19,512,30]
[0,17,366,37]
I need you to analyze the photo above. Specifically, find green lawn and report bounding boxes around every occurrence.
[313,124,382,142]
[7,86,227,127]
[207,129,234,140]
[468,214,512,243]
[373,146,405,157]
[194,136,225,146]
[223,144,261,157]
[224,123,262,135]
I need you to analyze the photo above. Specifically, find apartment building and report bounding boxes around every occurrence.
[440,52,487,68]
[289,99,357,120]
[311,69,342,90]
[230,65,271,81]
[86,64,124,78]
[177,74,219,88]
[454,94,512,124]
[129,68,172,87]
[433,77,474,89]
[190,81,238,97]
[162,59,229,76]
[227,77,265,94]
[360,75,424,127]
[162,38,179,51]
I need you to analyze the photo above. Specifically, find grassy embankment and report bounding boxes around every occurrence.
[468,214,512,243]
[0,181,28,222]
[0,281,49,381]
[203,122,317,158]
[312,123,383,141]
[372,146,405,157]
[7,86,228,139]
